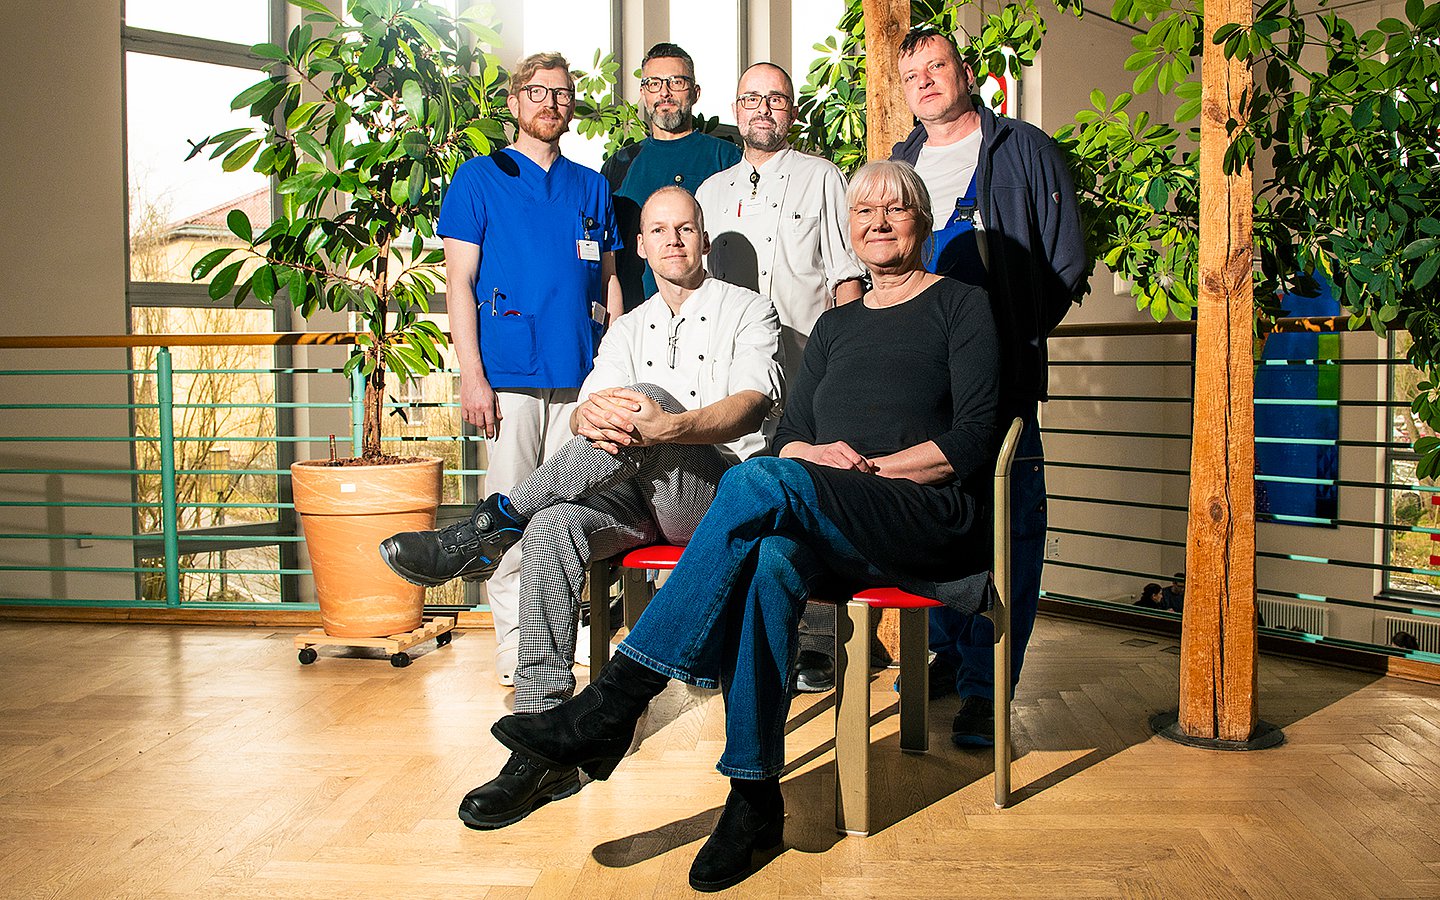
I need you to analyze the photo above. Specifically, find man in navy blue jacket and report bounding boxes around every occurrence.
[890,26,1087,747]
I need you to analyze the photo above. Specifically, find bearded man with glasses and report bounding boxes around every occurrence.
[602,43,741,312]
[423,52,623,689]
[696,62,867,694]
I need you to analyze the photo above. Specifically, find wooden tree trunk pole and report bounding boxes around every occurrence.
[862,0,913,162]
[864,0,912,660]
[1180,0,1258,742]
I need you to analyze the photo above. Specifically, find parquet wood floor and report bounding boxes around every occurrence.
[1,617,1437,899]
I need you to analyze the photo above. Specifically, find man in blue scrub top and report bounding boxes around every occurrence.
[435,51,624,686]
[602,42,741,312]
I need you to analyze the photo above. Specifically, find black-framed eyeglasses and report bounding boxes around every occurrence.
[640,74,695,93]
[736,92,793,111]
[519,83,576,105]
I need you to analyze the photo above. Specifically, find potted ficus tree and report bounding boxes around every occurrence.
[189,0,509,637]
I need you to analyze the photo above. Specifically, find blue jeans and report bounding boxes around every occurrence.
[929,416,1046,699]
[618,457,881,779]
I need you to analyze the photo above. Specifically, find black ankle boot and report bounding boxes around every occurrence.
[491,652,669,780]
[688,778,785,892]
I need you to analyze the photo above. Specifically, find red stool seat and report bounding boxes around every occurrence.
[619,544,684,570]
[852,587,943,609]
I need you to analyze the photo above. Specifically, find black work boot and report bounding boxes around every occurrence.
[491,652,669,780]
[951,695,996,748]
[380,493,524,586]
[457,751,581,830]
[688,778,785,892]
[791,649,835,694]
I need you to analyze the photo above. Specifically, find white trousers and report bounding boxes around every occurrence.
[483,388,580,673]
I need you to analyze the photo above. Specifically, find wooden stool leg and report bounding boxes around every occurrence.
[834,599,871,836]
[588,559,613,670]
[898,607,929,753]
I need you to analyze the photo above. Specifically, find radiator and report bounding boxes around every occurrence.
[1384,615,1440,653]
[1258,598,1328,634]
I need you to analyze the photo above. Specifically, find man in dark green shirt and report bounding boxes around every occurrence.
[602,42,741,312]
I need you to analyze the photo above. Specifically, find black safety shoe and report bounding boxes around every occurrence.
[791,649,836,693]
[457,752,581,830]
[379,493,524,587]
[951,695,996,748]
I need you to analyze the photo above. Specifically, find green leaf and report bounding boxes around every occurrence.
[286,101,324,131]
[1403,239,1439,259]
[1379,97,1400,131]
[402,132,429,159]
[1417,255,1440,290]
[401,79,425,122]
[287,0,339,22]
[191,248,236,281]
[252,265,278,303]
[283,267,307,305]
[221,139,262,172]
[359,41,383,70]
[406,161,425,205]
[231,77,279,111]
[352,247,380,270]
[226,209,253,243]
[208,261,244,300]
[1146,179,1169,208]
[252,42,286,60]
[294,131,326,162]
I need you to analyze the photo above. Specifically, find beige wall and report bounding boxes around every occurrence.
[0,0,135,602]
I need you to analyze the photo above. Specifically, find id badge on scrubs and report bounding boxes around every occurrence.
[577,239,601,261]
[591,301,607,324]
[738,197,767,218]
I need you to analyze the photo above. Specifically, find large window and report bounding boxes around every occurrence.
[791,0,845,81]
[671,0,741,124]
[124,2,289,601]
[126,53,270,284]
[519,1,615,170]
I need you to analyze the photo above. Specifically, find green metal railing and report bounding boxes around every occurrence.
[0,332,486,610]
[2,322,1438,666]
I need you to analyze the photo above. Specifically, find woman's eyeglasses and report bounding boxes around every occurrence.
[850,205,917,224]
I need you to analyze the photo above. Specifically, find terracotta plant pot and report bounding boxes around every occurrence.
[290,456,443,638]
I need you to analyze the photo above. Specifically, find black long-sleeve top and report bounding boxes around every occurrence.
[773,278,1001,585]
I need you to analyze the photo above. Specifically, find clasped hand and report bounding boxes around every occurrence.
[574,388,676,454]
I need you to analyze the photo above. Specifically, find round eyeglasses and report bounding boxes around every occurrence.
[519,84,576,105]
[736,93,793,111]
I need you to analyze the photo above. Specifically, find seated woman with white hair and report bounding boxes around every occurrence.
[489,159,1002,892]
